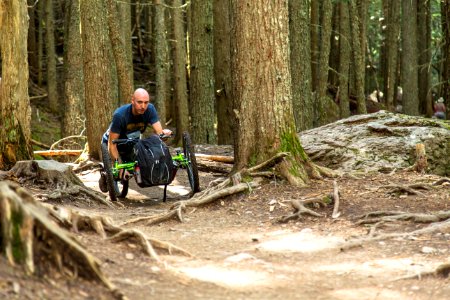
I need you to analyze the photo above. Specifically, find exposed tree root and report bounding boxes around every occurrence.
[47,206,192,259]
[121,153,291,227]
[380,183,432,196]
[278,198,329,223]
[0,182,122,297]
[394,262,450,281]
[356,210,450,225]
[340,217,450,251]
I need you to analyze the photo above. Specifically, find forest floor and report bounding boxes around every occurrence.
[1,100,449,300]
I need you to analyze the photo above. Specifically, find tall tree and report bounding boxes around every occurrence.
[383,0,400,112]
[0,0,33,169]
[417,0,432,116]
[338,1,351,118]
[171,0,190,144]
[349,0,367,114]
[106,0,133,105]
[80,0,117,159]
[153,0,168,125]
[289,0,314,131]
[213,0,233,144]
[316,0,333,125]
[63,0,85,138]
[45,0,58,113]
[441,0,450,117]
[310,0,319,92]
[118,0,133,90]
[188,0,216,144]
[230,0,331,185]
[401,0,419,115]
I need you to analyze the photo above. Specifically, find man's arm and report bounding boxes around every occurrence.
[108,132,121,162]
[151,121,172,136]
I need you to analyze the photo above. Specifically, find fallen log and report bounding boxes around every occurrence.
[34,150,83,157]
[195,153,234,164]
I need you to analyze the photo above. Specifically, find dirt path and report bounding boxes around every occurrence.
[70,168,450,300]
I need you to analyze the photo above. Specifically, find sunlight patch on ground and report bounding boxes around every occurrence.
[328,287,407,300]
[316,258,428,277]
[256,229,345,253]
[178,265,272,288]
[78,171,190,198]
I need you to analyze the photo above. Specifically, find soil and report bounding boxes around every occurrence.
[1,153,449,300]
[3,100,448,299]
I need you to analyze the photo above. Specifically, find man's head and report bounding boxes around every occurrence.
[131,88,150,115]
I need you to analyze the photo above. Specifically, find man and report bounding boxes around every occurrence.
[433,97,446,120]
[102,88,172,163]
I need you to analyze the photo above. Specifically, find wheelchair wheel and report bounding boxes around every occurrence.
[101,143,129,201]
[182,132,200,195]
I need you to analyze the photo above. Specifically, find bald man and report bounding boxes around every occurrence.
[101,88,172,164]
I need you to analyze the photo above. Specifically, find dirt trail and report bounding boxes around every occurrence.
[70,168,450,300]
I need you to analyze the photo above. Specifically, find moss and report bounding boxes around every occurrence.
[11,210,24,263]
[280,131,308,161]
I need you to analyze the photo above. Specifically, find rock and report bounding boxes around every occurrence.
[299,111,450,176]
[421,246,436,254]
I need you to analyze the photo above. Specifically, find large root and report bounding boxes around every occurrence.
[48,205,192,259]
[9,160,114,208]
[0,181,120,296]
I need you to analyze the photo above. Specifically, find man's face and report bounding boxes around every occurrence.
[132,95,150,115]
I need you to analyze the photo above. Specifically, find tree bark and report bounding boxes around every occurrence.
[349,0,367,115]
[383,0,400,112]
[401,0,420,116]
[153,0,168,125]
[0,0,33,170]
[80,0,117,160]
[417,0,432,116]
[105,0,134,105]
[171,0,190,145]
[338,1,351,118]
[214,0,234,144]
[442,0,450,118]
[188,0,216,144]
[289,0,314,131]
[45,0,58,113]
[63,0,85,138]
[316,0,333,125]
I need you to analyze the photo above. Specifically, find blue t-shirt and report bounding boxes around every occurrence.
[102,104,159,143]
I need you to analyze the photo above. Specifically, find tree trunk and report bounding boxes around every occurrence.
[80,0,117,160]
[0,0,33,170]
[45,0,58,113]
[349,0,367,115]
[214,0,234,144]
[383,0,400,112]
[310,0,319,93]
[63,0,85,138]
[27,1,38,72]
[417,0,432,116]
[289,0,314,131]
[153,0,168,125]
[37,0,44,87]
[316,0,333,126]
[171,0,190,145]
[188,0,216,144]
[338,1,351,118]
[105,0,134,105]
[401,0,419,116]
[118,0,133,96]
[441,0,450,118]
[230,0,330,186]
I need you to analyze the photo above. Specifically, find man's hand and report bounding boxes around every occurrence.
[162,128,172,136]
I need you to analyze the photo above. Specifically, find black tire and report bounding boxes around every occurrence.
[101,143,129,201]
[182,132,200,195]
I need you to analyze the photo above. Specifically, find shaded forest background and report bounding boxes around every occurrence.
[0,0,450,169]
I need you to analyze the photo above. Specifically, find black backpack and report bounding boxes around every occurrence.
[133,135,174,188]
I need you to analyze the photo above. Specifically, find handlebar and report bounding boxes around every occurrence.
[112,133,173,145]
